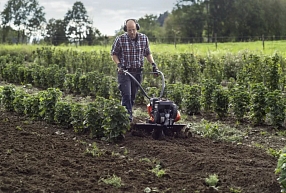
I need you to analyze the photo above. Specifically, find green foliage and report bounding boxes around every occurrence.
[164,83,183,108]
[264,54,280,91]
[84,142,103,157]
[73,68,83,94]
[205,174,219,187]
[150,164,166,178]
[84,101,105,138]
[64,74,75,93]
[2,63,20,83]
[230,85,250,121]
[201,79,217,112]
[249,83,267,125]
[79,75,89,96]
[23,94,40,119]
[99,174,122,188]
[13,89,28,115]
[191,119,243,142]
[70,103,86,133]
[179,53,201,84]
[39,88,62,123]
[2,85,16,111]
[265,90,285,127]
[54,101,72,128]
[102,98,130,141]
[182,84,201,115]
[276,147,286,193]
[203,56,223,83]
[212,85,229,119]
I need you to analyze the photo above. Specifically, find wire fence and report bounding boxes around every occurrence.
[1,33,286,48]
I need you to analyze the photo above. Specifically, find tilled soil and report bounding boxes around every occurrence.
[0,111,282,193]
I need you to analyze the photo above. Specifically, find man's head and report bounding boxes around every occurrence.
[124,19,140,39]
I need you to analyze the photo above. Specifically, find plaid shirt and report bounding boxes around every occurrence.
[111,33,151,68]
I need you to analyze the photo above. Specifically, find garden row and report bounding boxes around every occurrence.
[2,47,286,88]
[1,50,286,128]
[1,59,286,129]
[0,85,130,141]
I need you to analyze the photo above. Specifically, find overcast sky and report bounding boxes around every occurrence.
[0,0,177,36]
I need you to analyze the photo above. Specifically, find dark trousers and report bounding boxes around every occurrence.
[117,71,142,121]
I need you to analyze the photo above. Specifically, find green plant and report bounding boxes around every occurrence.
[38,88,62,123]
[230,187,242,193]
[150,164,166,178]
[191,119,243,142]
[230,85,250,121]
[123,148,128,155]
[2,85,16,111]
[265,89,285,127]
[249,83,267,125]
[275,147,286,193]
[140,158,151,163]
[85,142,103,157]
[13,89,28,115]
[70,103,86,133]
[101,98,130,141]
[201,78,217,112]
[267,148,281,158]
[84,100,105,138]
[23,94,40,119]
[99,174,122,188]
[205,174,219,187]
[182,84,201,115]
[212,85,229,119]
[54,101,72,128]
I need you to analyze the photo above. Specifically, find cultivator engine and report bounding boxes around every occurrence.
[123,70,188,140]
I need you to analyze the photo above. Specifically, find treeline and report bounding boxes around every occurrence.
[1,0,286,45]
[155,0,286,43]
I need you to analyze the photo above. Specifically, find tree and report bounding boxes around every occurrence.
[138,14,161,41]
[45,18,68,45]
[0,0,45,44]
[0,2,12,43]
[64,1,91,46]
[26,0,46,42]
[165,2,205,43]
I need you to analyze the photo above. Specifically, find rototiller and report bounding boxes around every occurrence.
[123,69,188,140]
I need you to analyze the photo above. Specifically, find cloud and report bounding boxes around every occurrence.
[0,0,177,35]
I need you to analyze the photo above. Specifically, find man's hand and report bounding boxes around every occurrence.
[152,63,159,76]
[117,63,126,72]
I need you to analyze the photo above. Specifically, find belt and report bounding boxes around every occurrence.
[127,68,142,72]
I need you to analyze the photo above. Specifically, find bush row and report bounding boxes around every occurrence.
[0,62,120,99]
[0,85,130,141]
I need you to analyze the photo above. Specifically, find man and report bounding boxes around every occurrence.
[111,19,158,122]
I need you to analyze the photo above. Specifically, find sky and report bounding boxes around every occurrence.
[0,0,178,36]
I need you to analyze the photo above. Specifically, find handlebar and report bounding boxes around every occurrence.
[123,70,165,100]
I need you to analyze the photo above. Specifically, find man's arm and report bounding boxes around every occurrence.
[112,54,120,64]
[146,54,155,64]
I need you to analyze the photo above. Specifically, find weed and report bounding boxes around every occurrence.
[140,158,151,163]
[267,148,281,158]
[6,149,12,154]
[205,174,219,187]
[84,142,103,157]
[150,164,166,178]
[123,148,128,155]
[190,119,243,142]
[99,174,122,188]
[230,186,242,193]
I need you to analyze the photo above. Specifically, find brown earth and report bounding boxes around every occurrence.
[0,110,283,193]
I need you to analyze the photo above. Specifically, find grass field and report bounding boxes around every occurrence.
[0,40,285,57]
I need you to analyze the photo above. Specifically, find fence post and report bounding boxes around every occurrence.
[215,33,217,50]
[262,34,265,50]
